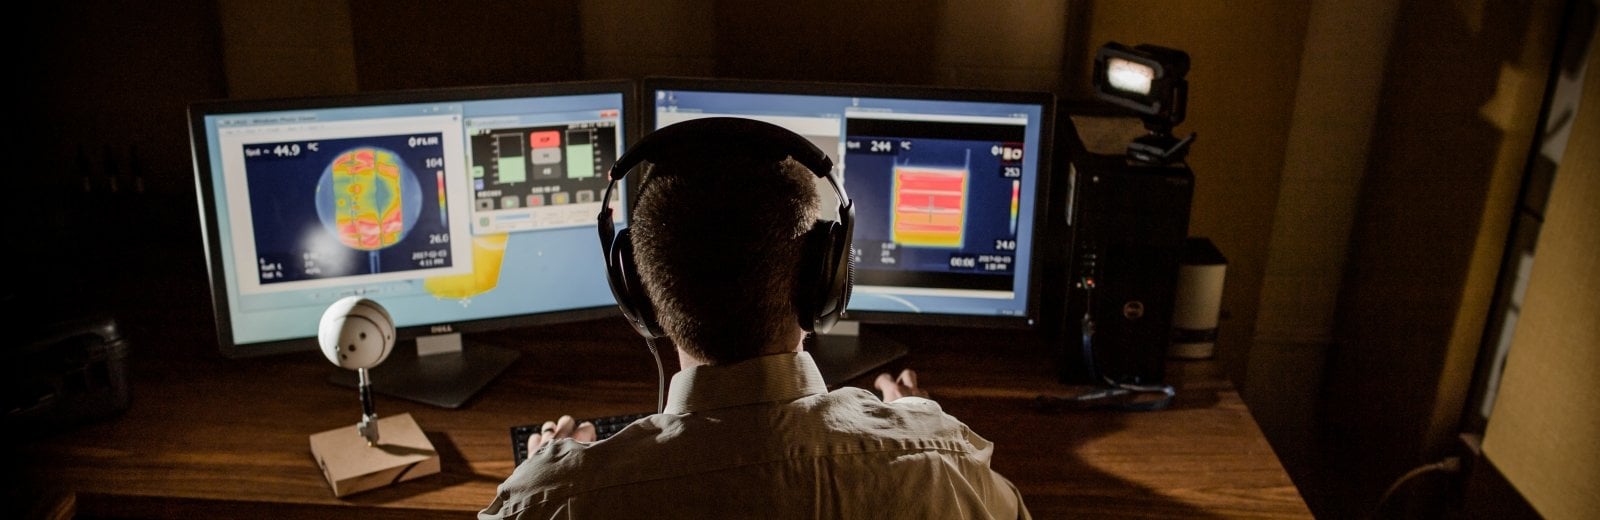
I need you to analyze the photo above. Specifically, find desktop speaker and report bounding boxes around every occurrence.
[1053,153,1193,385]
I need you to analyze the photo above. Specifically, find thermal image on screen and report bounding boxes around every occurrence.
[320,147,417,250]
[844,116,1025,292]
[891,156,969,248]
[243,132,456,285]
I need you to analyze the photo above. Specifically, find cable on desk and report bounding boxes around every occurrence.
[1032,383,1175,412]
[1036,311,1175,412]
[1370,456,1461,519]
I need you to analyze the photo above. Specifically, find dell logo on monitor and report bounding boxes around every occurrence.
[430,325,454,334]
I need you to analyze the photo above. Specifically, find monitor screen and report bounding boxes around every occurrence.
[189,81,632,361]
[646,78,1054,330]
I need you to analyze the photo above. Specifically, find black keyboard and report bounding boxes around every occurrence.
[511,412,652,465]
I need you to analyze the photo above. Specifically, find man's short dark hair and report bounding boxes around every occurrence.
[631,152,820,364]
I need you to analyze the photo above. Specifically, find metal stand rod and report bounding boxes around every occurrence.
[357,368,379,445]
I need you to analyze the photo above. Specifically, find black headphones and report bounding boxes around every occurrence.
[597,117,856,340]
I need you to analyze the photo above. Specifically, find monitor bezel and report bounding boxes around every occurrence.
[189,79,637,359]
[641,76,1055,330]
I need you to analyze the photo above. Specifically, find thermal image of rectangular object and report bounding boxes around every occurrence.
[892,166,967,248]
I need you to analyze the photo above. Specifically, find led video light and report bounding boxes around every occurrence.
[1105,57,1155,95]
[1092,42,1189,127]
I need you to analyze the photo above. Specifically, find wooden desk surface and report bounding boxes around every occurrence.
[17,316,1310,519]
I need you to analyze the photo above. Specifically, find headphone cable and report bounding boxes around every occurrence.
[645,337,666,414]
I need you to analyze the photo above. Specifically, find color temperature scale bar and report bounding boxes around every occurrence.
[1010,179,1020,235]
[438,170,448,226]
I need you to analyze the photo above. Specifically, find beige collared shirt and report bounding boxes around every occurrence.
[480,351,1030,519]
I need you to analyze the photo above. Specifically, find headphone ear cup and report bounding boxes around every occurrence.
[799,219,852,333]
[795,222,831,332]
[825,219,854,330]
[607,228,664,338]
[839,238,855,315]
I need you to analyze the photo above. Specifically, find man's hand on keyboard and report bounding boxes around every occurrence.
[528,415,598,453]
[874,368,929,402]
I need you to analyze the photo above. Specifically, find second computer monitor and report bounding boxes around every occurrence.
[646,78,1054,330]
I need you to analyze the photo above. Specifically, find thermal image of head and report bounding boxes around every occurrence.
[315,147,422,251]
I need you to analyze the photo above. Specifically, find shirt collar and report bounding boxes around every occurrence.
[664,351,828,414]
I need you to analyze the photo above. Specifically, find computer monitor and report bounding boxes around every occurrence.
[645,77,1054,384]
[188,80,633,408]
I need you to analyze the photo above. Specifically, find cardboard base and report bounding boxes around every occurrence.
[309,412,439,497]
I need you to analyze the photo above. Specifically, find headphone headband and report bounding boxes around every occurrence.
[599,117,851,250]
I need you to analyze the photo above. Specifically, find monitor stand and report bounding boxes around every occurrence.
[806,321,909,388]
[328,333,519,409]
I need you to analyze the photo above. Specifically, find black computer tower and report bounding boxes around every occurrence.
[1051,152,1194,385]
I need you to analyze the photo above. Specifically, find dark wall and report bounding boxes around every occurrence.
[342,1,1013,90]
[348,0,584,90]
[711,0,943,83]
[14,2,226,331]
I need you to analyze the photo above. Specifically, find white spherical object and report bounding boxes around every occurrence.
[318,296,396,370]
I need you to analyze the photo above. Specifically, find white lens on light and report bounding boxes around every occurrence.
[1107,57,1155,95]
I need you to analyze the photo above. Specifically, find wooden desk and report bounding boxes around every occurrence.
[16,317,1310,519]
